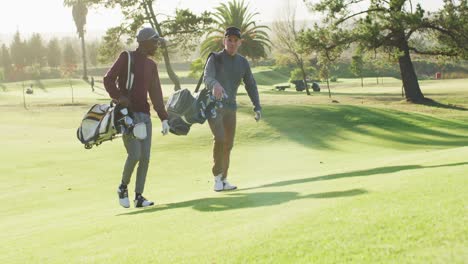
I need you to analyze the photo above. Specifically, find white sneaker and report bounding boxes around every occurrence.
[214,174,224,192]
[134,195,154,208]
[117,188,130,208]
[223,180,237,190]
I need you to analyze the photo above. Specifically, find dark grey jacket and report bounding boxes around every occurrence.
[203,50,261,111]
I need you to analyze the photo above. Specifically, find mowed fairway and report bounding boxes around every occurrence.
[0,77,467,263]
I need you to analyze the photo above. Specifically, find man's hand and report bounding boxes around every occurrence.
[213,83,225,101]
[161,120,170,135]
[254,110,262,122]
[118,95,130,107]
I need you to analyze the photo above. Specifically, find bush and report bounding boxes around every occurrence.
[289,67,317,83]
[330,76,338,82]
[255,58,276,67]
[444,72,468,79]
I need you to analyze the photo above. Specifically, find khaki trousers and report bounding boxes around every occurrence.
[208,108,236,179]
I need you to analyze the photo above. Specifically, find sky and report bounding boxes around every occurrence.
[0,0,445,38]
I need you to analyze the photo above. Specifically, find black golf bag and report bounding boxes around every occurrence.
[166,52,222,135]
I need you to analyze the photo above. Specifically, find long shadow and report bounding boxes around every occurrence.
[315,92,404,97]
[418,98,468,111]
[243,162,468,191]
[246,104,468,149]
[118,189,367,216]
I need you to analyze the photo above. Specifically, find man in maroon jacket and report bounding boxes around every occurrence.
[103,27,170,208]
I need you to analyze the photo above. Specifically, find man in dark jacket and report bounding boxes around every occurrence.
[203,26,262,192]
[103,27,170,208]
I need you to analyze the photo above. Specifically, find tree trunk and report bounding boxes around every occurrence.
[22,82,27,110]
[300,62,311,95]
[398,40,424,102]
[70,79,74,104]
[145,1,181,91]
[80,36,88,80]
[361,76,363,88]
[160,43,181,91]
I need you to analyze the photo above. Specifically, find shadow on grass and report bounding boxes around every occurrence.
[246,104,468,149]
[261,90,311,96]
[243,162,468,191]
[118,189,367,215]
[418,98,468,111]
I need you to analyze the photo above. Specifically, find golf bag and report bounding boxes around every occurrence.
[166,52,222,135]
[76,102,119,149]
[77,51,146,149]
[77,102,147,149]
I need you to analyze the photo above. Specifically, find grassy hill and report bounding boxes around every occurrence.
[0,77,467,263]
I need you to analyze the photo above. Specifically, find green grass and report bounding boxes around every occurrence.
[253,66,291,86]
[0,77,467,263]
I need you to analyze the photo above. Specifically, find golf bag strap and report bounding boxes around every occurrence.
[125,51,135,93]
[195,52,217,93]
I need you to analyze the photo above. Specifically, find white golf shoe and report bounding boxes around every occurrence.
[223,179,237,191]
[117,187,130,208]
[214,174,224,192]
[134,195,154,208]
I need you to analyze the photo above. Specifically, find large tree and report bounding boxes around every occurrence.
[300,0,468,102]
[299,24,346,98]
[64,0,89,80]
[200,0,271,61]
[63,42,78,66]
[431,0,468,59]
[47,38,62,68]
[350,54,364,88]
[1,44,12,80]
[89,0,213,91]
[27,33,46,67]
[86,40,100,66]
[273,1,311,95]
[10,31,26,68]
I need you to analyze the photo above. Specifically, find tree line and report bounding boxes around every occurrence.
[1,0,466,104]
[0,31,104,82]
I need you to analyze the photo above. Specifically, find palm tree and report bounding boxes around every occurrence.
[200,0,271,61]
[64,0,88,80]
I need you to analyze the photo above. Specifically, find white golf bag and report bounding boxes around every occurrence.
[76,102,147,149]
[77,50,146,149]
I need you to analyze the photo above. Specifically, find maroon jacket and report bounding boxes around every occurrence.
[103,49,168,121]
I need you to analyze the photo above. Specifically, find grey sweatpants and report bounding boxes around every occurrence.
[121,112,152,194]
